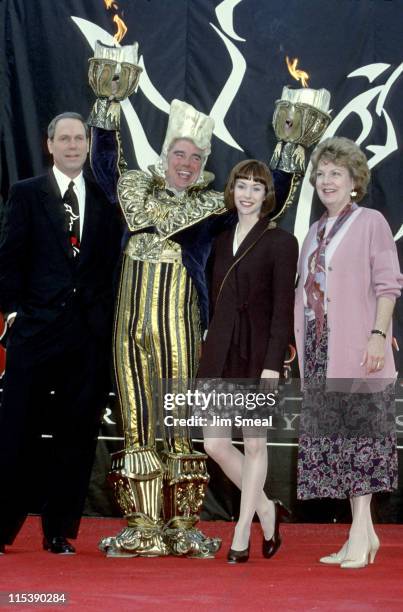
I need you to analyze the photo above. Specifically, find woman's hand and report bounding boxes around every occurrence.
[361,297,394,374]
[361,334,386,374]
[260,369,279,393]
[261,369,280,379]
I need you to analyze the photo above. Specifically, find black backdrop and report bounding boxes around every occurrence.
[0,0,402,523]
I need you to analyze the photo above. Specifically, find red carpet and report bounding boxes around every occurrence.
[1,517,403,611]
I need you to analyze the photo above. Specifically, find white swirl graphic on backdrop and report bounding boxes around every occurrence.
[208,24,245,151]
[72,15,402,242]
[72,17,159,170]
[72,1,247,162]
[215,0,245,42]
[294,62,403,247]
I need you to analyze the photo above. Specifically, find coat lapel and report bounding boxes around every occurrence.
[234,217,272,259]
[216,218,275,305]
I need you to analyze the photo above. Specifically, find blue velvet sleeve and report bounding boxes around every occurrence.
[272,170,293,218]
[90,127,121,207]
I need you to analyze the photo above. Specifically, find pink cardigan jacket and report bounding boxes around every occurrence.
[295,207,403,380]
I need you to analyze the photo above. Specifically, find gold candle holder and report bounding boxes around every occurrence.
[270,86,331,174]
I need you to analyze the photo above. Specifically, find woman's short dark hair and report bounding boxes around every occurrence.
[224,159,276,217]
[309,137,370,202]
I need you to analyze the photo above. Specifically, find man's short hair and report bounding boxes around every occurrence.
[47,112,89,140]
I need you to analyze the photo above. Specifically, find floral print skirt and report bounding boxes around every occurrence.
[297,318,398,499]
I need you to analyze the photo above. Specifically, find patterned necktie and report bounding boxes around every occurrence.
[63,181,80,256]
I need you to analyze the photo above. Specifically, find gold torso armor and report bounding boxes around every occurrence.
[117,168,225,239]
[124,233,182,264]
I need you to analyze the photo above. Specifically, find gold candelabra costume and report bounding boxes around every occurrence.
[88,43,224,558]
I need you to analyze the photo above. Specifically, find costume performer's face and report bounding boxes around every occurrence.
[315,160,354,216]
[47,118,89,179]
[273,101,303,142]
[233,176,266,219]
[165,138,204,191]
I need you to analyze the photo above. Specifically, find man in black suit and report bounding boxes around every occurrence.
[0,112,121,554]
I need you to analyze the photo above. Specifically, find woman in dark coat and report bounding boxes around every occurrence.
[198,160,298,562]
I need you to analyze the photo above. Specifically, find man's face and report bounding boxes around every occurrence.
[165,139,204,191]
[47,118,88,178]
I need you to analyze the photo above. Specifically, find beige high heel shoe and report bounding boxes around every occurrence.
[340,535,380,569]
[319,541,348,565]
[368,533,380,561]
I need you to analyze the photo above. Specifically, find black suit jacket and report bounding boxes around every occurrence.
[0,171,122,346]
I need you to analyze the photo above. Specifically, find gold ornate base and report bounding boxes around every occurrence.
[162,517,222,558]
[161,452,221,557]
[100,449,222,557]
[99,513,169,558]
[162,451,209,519]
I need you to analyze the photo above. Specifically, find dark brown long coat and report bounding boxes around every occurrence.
[198,217,298,379]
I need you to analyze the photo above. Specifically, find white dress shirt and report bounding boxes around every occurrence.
[52,165,86,240]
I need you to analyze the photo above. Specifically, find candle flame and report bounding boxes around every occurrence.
[113,15,127,43]
[103,0,128,43]
[286,56,309,88]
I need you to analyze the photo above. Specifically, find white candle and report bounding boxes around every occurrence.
[280,86,330,113]
[94,40,139,66]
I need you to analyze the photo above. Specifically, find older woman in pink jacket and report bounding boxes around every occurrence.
[295,137,403,569]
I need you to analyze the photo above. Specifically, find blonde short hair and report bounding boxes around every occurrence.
[309,137,370,202]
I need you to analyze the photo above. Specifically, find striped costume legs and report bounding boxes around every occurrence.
[100,256,220,557]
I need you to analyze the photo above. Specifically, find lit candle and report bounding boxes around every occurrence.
[93,40,138,67]
[270,85,332,174]
[279,86,330,113]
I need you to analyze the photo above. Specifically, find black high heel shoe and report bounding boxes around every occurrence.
[262,499,291,559]
[227,543,250,564]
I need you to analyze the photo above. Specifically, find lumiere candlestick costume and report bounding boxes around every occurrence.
[87,42,226,558]
[86,42,332,559]
[269,86,331,218]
